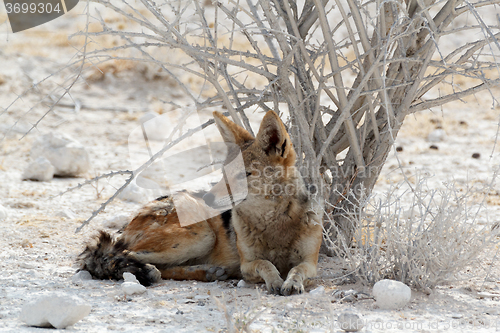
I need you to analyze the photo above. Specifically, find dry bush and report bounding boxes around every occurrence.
[324,174,500,292]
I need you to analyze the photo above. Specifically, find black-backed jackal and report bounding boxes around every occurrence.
[77,110,323,295]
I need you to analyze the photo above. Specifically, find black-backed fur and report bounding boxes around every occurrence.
[76,231,160,286]
[220,209,232,234]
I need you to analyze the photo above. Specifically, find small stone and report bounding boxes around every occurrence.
[309,285,325,295]
[338,311,364,332]
[123,272,140,284]
[373,279,411,310]
[103,214,130,229]
[429,145,439,150]
[396,146,403,152]
[122,282,146,295]
[22,157,55,182]
[30,132,90,177]
[19,262,36,269]
[194,295,209,300]
[427,129,446,142]
[333,289,357,299]
[472,153,480,159]
[118,181,152,203]
[236,280,247,288]
[19,293,91,329]
[72,271,93,285]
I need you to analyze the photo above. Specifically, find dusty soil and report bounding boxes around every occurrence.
[1,2,500,332]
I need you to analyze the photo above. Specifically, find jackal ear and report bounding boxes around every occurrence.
[213,111,254,146]
[256,111,295,160]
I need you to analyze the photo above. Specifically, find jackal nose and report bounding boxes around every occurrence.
[203,192,215,207]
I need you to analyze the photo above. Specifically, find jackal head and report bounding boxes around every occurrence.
[203,111,304,209]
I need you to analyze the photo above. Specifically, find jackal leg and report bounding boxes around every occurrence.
[281,261,317,295]
[240,260,284,294]
[126,220,216,266]
[159,264,230,282]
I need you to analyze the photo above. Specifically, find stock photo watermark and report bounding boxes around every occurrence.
[3,0,79,33]
[128,110,248,227]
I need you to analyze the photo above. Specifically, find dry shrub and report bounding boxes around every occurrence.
[324,174,500,292]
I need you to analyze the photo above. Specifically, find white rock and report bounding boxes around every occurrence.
[309,285,325,295]
[103,213,130,229]
[237,280,247,288]
[118,181,152,203]
[23,157,55,181]
[19,262,36,269]
[373,279,411,310]
[123,272,140,284]
[122,282,146,295]
[427,129,446,142]
[72,271,93,285]
[194,295,210,300]
[338,311,364,332]
[0,204,7,221]
[19,293,91,329]
[31,132,90,177]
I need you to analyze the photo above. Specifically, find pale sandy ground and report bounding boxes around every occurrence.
[1,2,500,332]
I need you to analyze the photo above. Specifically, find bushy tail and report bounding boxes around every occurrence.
[76,231,161,286]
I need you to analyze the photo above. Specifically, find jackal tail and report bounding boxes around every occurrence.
[76,231,161,286]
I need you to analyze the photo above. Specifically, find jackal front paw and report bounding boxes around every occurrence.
[206,266,229,281]
[265,277,284,295]
[281,276,304,296]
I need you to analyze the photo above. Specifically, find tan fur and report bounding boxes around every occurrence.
[79,110,323,294]
[119,195,241,281]
[210,111,323,295]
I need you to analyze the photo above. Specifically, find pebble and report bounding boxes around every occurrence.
[123,272,140,284]
[19,262,36,269]
[333,289,358,299]
[19,293,91,329]
[72,271,93,285]
[237,280,247,288]
[103,213,130,229]
[194,295,210,300]
[309,285,325,295]
[338,311,364,332]
[122,282,147,295]
[118,181,152,203]
[30,132,90,177]
[373,279,411,310]
[22,157,55,181]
